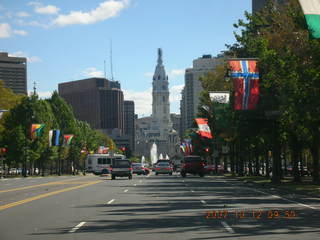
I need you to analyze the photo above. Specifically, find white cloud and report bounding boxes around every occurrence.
[13,29,28,36]
[28,1,59,15]
[37,91,52,99]
[123,88,152,116]
[123,84,184,117]
[0,23,11,38]
[82,67,104,78]
[169,84,184,103]
[0,23,28,38]
[52,0,130,27]
[169,69,184,77]
[16,11,30,17]
[35,5,60,15]
[9,51,42,63]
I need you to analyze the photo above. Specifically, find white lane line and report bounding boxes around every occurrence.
[134,184,137,186]
[69,222,86,233]
[107,199,115,204]
[190,190,194,193]
[124,189,128,193]
[221,221,234,234]
[252,188,317,210]
[201,200,206,205]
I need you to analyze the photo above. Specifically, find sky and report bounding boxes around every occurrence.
[0,0,252,117]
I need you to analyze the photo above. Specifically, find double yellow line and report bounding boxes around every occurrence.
[0,180,102,211]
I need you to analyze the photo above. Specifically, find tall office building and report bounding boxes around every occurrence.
[0,52,27,95]
[252,0,286,13]
[58,78,124,134]
[124,100,135,152]
[180,55,223,135]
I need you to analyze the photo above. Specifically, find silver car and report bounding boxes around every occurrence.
[155,162,173,175]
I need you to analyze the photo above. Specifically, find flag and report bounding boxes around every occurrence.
[31,124,45,140]
[299,0,320,38]
[229,59,259,110]
[63,134,74,146]
[49,130,60,147]
[195,118,213,139]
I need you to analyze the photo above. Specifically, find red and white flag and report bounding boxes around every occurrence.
[195,118,213,139]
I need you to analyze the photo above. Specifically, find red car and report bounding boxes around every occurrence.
[180,155,206,177]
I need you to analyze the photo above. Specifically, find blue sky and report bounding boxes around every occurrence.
[0,0,251,116]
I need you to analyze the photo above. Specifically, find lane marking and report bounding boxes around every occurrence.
[190,190,194,193]
[0,180,101,211]
[124,189,128,193]
[221,221,234,234]
[0,177,90,194]
[69,222,86,233]
[107,199,115,204]
[139,180,142,183]
[251,188,317,210]
[134,184,137,186]
[201,200,206,205]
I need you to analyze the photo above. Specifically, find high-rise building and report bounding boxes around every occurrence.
[252,0,268,13]
[124,100,135,152]
[252,0,286,13]
[180,55,223,135]
[0,52,27,95]
[58,77,124,134]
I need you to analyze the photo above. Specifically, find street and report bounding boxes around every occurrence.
[0,173,319,240]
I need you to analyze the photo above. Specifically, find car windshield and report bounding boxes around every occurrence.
[158,163,170,166]
[184,157,201,163]
[114,160,130,168]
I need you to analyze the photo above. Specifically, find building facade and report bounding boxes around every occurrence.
[124,100,135,153]
[0,52,27,95]
[252,0,286,13]
[58,78,124,134]
[180,55,223,135]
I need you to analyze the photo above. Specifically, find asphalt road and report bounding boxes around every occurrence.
[0,173,319,240]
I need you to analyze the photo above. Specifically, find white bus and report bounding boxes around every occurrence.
[86,153,125,174]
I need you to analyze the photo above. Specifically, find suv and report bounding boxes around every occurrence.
[111,159,133,180]
[180,155,205,177]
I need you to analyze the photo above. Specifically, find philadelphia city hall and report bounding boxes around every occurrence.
[135,49,180,159]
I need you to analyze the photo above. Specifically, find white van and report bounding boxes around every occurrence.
[86,153,125,174]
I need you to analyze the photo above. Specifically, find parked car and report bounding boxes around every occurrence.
[111,159,133,180]
[155,162,173,175]
[180,155,205,177]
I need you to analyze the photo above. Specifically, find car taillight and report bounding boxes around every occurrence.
[201,162,205,167]
[156,168,160,170]
[109,167,113,171]
[129,167,133,171]
[165,168,171,170]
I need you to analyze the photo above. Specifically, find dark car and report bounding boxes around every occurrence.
[180,155,205,177]
[155,162,173,175]
[132,163,146,175]
[111,159,133,180]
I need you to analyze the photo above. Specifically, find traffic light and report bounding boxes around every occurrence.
[0,148,7,155]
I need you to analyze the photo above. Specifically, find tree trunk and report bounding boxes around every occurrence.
[291,136,301,183]
[311,134,320,184]
[230,141,235,175]
[271,121,281,184]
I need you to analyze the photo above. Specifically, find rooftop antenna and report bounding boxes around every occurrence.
[33,81,37,95]
[103,60,106,79]
[110,39,114,81]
